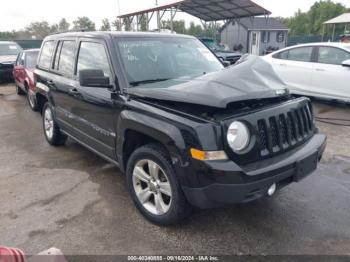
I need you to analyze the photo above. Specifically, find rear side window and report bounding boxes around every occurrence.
[25,51,39,68]
[273,47,313,62]
[76,42,111,79]
[317,47,350,65]
[38,41,55,69]
[56,41,76,75]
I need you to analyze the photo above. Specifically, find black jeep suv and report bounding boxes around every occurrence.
[35,32,326,225]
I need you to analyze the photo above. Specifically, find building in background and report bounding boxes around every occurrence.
[220,17,289,56]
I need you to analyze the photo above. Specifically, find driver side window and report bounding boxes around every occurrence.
[76,41,112,82]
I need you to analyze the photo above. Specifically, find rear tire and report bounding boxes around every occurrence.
[27,86,38,111]
[126,143,191,226]
[42,102,67,146]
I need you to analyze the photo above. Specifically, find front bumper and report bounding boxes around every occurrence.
[0,67,14,80]
[182,134,326,208]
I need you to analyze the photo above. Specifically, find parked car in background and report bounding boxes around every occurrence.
[0,41,22,83]
[13,49,40,110]
[263,43,350,103]
[35,32,326,225]
[198,37,242,64]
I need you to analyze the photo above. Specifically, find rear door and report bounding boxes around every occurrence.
[14,52,25,88]
[13,52,22,85]
[311,46,350,101]
[268,46,316,95]
[69,38,117,158]
[48,39,78,131]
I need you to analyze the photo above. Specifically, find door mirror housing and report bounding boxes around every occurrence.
[342,59,350,68]
[219,58,231,67]
[79,69,111,87]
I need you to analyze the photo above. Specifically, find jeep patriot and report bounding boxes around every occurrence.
[34,32,327,225]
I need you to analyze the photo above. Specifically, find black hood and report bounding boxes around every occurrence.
[128,56,288,109]
[214,50,241,58]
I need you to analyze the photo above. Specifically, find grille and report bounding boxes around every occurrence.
[257,103,313,156]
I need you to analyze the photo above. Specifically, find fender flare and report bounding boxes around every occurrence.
[116,110,187,172]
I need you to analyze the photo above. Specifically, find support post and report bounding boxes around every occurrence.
[332,24,336,41]
[170,8,174,33]
[321,24,325,42]
[156,0,161,31]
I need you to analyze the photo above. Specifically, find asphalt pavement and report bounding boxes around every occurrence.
[1,83,350,255]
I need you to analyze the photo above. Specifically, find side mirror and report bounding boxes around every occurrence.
[342,59,350,68]
[79,69,111,87]
[219,57,231,67]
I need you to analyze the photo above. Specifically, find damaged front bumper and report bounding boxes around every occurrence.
[182,133,327,209]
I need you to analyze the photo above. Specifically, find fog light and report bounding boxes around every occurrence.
[267,183,276,196]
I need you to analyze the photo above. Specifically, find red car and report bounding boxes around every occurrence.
[13,49,39,111]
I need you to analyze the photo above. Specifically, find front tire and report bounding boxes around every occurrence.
[42,102,67,146]
[126,144,191,226]
[16,84,25,95]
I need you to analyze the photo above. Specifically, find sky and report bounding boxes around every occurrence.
[0,0,349,31]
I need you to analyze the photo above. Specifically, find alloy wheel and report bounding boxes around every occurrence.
[44,108,54,140]
[132,159,172,215]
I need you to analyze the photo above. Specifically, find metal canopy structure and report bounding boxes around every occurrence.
[324,13,350,25]
[322,13,350,41]
[118,0,271,31]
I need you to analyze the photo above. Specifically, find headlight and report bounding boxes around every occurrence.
[227,121,250,152]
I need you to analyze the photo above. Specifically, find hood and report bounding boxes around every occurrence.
[215,50,241,57]
[0,55,17,64]
[128,56,289,109]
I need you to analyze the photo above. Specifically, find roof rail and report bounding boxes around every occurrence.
[48,29,88,36]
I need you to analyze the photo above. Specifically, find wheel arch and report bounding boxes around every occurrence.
[117,110,187,173]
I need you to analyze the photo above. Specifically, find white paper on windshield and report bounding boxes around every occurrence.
[9,45,18,50]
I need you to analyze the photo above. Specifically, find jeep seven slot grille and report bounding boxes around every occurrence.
[257,103,313,156]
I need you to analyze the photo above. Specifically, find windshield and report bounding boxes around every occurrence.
[115,37,223,87]
[0,43,21,56]
[201,39,225,51]
[26,51,39,68]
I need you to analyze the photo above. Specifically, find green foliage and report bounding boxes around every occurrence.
[123,18,132,31]
[100,19,111,31]
[73,17,96,31]
[139,15,148,31]
[112,19,122,31]
[25,21,53,39]
[58,18,70,32]
[283,0,348,36]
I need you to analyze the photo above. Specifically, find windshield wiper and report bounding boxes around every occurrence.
[129,78,170,87]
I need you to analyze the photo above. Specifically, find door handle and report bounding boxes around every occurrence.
[47,80,55,85]
[315,68,325,72]
[279,63,287,67]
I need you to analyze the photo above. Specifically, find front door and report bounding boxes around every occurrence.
[250,31,260,55]
[70,39,117,159]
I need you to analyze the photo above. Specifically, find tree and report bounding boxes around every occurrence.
[283,0,348,36]
[58,18,70,32]
[139,15,148,31]
[161,19,186,34]
[123,18,132,31]
[73,17,96,31]
[187,21,203,36]
[50,24,59,34]
[100,19,111,31]
[112,19,122,31]
[25,21,52,39]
